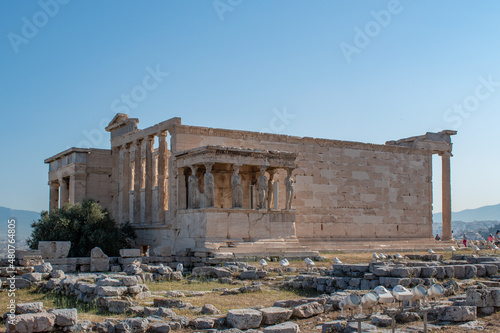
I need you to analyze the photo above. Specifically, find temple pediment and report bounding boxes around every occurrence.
[105,113,139,139]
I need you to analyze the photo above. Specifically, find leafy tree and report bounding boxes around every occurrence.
[28,199,136,257]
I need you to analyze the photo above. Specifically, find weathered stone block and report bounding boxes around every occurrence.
[50,270,65,279]
[15,278,32,289]
[6,312,56,333]
[91,259,109,272]
[96,286,128,297]
[148,323,171,333]
[454,265,466,279]
[292,301,324,318]
[21,273,42,283]
[50,308,77,327]
[420,267,437,278]
[16,302,43,314]
[192,317,215,329]
[263,321,300,333]
[464,265,477,279]
[391,267,412,278]
[38,241,71,259]
[201,304,221,315]
[96,277,122,287]
[226,308,263,329]
[122,276,138,286]
[437,306,476,322]
[119,248,141,258]
[33,263,53,274]
[260,307,293,325]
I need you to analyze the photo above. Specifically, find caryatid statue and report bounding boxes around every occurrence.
[285,167,295,210]
[257,166,268,209]
[204,163,215,208]
[188,166,200,209]
[231,165,243,208]
[267,169,276,210]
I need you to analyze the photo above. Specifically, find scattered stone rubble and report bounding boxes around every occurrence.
[3,251,500,332]
[283,254,500,293]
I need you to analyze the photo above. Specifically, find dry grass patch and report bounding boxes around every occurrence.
[146,279,320,316]
[0,287,124,324]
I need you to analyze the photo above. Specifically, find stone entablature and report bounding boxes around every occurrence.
[174,146,297,169]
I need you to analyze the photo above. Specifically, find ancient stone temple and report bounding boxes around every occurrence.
[45,113,457,254]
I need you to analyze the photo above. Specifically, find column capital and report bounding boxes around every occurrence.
[157,131,167,138]
[438,151,452,157]
[204,162,214,171]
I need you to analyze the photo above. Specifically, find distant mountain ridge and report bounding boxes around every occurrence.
[433,203,500,223]
[0,206,40,244]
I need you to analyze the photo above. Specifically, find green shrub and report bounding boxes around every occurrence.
[27,199,136,257]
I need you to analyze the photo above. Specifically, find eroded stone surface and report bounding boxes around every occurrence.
[227,308,263,330]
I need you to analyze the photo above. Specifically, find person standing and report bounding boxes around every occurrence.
[488,234,495,247]
[462,233,467,247]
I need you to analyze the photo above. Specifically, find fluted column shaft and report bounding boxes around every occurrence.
[49,181,59,212]
[133,139,143,223]
[145,136,154,224]
[157,132,167,222]
[441,152,452,241]
[121,144,131,223]
[59,178,69,208]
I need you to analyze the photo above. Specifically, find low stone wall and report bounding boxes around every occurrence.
[284,260,499,293]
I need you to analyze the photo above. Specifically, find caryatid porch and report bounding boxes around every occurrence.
[172,146,300,245]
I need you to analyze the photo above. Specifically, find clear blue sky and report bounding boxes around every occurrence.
[1,1,499,214]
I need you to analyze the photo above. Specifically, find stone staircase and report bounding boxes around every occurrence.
[196,238,457,260]
[202,238,320,259]
[299,238,457,253]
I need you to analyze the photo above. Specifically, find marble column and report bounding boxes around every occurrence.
[145,136,154,224]
[121,144,131,223]
[441,152,452,241]
[49,181,59,212]
[59,177,69,208]
[157,132,167,222]
[133,139,143,223]
[273,180,279,210]
[111,145,121,221]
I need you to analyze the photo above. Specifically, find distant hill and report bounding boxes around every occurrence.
[0,206,41,248]
[433,203,500,223]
